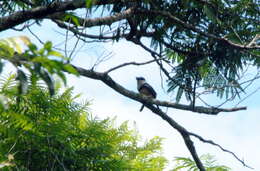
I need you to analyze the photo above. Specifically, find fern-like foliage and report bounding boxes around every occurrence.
[166,49,245,103]
[0,77,167,170]
[172,154,231,171]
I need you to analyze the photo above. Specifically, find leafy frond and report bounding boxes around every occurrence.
[172,154,231,171]
[0,84,167,170]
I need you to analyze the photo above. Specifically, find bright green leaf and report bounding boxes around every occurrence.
[63,64,79,75]
[47,50,66,59]
[44,41,52,51]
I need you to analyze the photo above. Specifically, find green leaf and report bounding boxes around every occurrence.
[8,37,22,54]
[0,42,15,57]
[86,0,96,8]
[71,15,80,26]
[86,0,92,8]
[64,13,80,26]
[56,71,67,86]
[47,50,66,59]
[203,5,221,25]
[44,41,52,51]
[32,56,50,64]
[28,43,38,55]
[176,87,184,103]
[63,64,79,75]
[40,70,55,95]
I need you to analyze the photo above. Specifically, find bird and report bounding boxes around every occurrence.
[136,77,157,112]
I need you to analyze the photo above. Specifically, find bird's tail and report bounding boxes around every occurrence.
[139,104,145,112]
[140,104,160,112]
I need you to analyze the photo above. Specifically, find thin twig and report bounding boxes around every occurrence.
[189,132,254,169]
[136,9,260,50]
[105,59,157,73]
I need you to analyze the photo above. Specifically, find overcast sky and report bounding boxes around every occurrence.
[2,20,260,171]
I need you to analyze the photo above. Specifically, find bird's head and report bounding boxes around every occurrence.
[136,77,145,81]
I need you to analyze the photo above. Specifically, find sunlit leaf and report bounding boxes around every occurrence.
[63,13,80,26]
[19,36,31,45]
[47,50,66,59]
[0,42,15,57]
[63,64,79,75]
[44,41,52,51]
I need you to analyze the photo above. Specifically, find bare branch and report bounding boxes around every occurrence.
[53,20,119,40]
[153,99,246,114]
[189,132,254,169]
[105,59,157,73]
[235,86,260,107]
[247,34,260,48]
[145,103,206,171]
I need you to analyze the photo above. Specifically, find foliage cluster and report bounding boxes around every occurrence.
[0,76,167,170]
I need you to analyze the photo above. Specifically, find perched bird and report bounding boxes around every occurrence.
[136,77,157,111]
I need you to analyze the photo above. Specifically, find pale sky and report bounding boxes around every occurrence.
[1,20,260,171]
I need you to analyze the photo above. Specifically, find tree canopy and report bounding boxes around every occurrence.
[0,75,167,170]
[0,0,259,170]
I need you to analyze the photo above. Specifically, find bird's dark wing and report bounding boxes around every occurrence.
[139,83,157,98]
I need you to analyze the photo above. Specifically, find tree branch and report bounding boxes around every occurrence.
[136,9,260,50]
[50,7,135,28]
[144,102,206,171]
[105,59,157,73]
[0,0,136,32]
[189,132,254,169]
[69,64,250,170]
[73,64,246,115]
[72,65,205,170]
[53,19,154,41]
[0,0,83,32]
